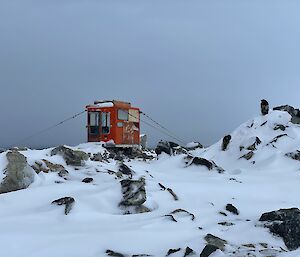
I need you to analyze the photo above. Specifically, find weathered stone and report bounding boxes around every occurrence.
[82,177,93,183]
[186,156,224,173]
[285,150,300,161]
[273,105,300,124]
[31,161,49,174]
[261,99,269,115]
[0,151,35,194]
[246,137,262,151]
[51,146,89,166]
[155,141,186,156]
[166,248,181,256]
[200,244,219,257]
[226,203,239,215]
[183,247,194,256]
[42,159,65,172]
[51,197,75,215]
[222,135,231,151]
[204,234,227,251]
[218,221,234,226]
[91,152,103,162]
[240,151,254,160]
[259,208,300,250]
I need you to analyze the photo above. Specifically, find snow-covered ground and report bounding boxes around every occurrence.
[1,110,300,257]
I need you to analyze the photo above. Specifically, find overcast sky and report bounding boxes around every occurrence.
[1,0,300,148]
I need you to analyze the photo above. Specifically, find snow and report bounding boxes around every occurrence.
[1,110,300,256]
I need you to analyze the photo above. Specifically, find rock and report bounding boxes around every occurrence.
[269,134,288,145]
[169,209,195,221]
[259,208,300,250]
[261,99,269,115]
[106,250,125,257]
[285,150,300,161]
[51,146,89,166]
[58,169,69,179]
[119,163,134,177]
[42,159,65,172]
[204,234,227,251]
[166,248,181,256]
[155,141,186,156]
[90,152,103,162]
[183,247,194,256]
[273,105,300,124]
[185,142,203,151]
[246,137,261,151]
[274,124,287,131]
[119,178,150,214]
[186,156,224,173]
[222,135,231,151]
[51,197,75,215]
[226,203,239,215]
[0,151,35,194]
[218,221,234,226]
[82,177,93,183]
[240,151,254,160]
[199,244,219,257]
[31,161,49,174]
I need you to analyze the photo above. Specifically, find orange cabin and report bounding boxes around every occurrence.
[86,100,140,147]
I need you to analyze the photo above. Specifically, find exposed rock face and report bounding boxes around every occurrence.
[119,178,150,214]
[259,208,300,250]
[51,197,75,215]
[222,135,231,151]
[204,234,227,251]
[51,146,89,166]
[155,141,187,156]
[285,150,300,161]
[261,99,269,116]
[0,151,35,194]
[246,137,261,151]
[273,105,300,124]
[185,156,224,173]
[226,203,239,215]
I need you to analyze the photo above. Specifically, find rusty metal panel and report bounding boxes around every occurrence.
[123,122,134,144]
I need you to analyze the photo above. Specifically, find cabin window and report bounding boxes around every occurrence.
[128,109,139,122]
[118,109,129,121]
[101,112,110,134]
[89,112,99,135]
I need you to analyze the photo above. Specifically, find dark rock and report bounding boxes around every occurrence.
[51,145,89,166]
[274,124,287,131]
[190,157,213,170]
[0,151,35,194]
[226,203,239,215]
[51,197,75,215]
[273,105,300,124]
[82,177,93,183]
[58,169,69,179]
[166,248,181,256]
[204,234,227,251]
[246,137,262,151]
[261,99,269,115]
[222,135,231,151]
[106,250,125,257]
[155,141,186,156]
[259,208,300,250]
[183,247,194,256]
[219,211,227,216]
[91,153,103,162]
[42,159,65,172]
[166,188,178,201]
[240,151,254,160]
[119,178,150,214]
[285,150,300,161]
[170,209,195,221]
[269,134,288,145]
[218,221,234,226]
[119,163,134,176]
[164,214,177,222]
[200,244,219,257]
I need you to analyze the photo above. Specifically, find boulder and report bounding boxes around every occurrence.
[185,142,203,151]
[273,105,300,124]
[259,208,300,250]
[155,141,186,156]
[221,135,231,151]
[51,197,75,215]
[239,151,254,160]
[285,150,300,161]
[0,151,35,194]
[261,99,269,115]
[51,146,89,166]
[82,177,93,183]
[204,234,227,251]
[200,245,219,257]
[185,156,224,173]
[119,163,134,177]
[183,247,194,256]
[225,203,239,215]
[119,178,150,214]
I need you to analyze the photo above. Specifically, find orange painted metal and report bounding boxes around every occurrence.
[86,100,140,146]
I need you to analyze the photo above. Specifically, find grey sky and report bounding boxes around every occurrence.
[1,0,300,148]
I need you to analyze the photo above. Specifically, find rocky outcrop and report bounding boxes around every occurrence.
[0,151,35,194]
[261,99,269,115]
[273,105,300,124]
[259,208,300,250]
[185,156,224,173]
[200,234,227,257]
[221,135,231,151]
[51,197,75,215]
[51,146,89,166]
[119,178,150,214]
[285,150,300,161]
[225,203,239,215]
[155,141,187,156]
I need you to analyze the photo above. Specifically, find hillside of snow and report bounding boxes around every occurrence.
[1,110,300,257]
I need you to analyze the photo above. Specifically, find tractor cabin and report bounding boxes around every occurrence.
[86,100,140,147]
